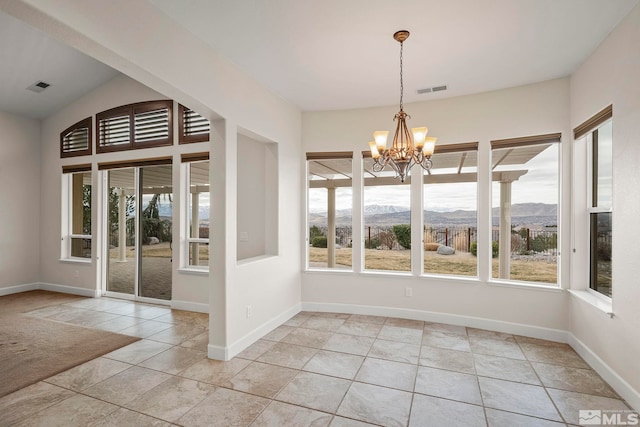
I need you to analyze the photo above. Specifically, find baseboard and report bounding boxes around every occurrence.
[568,333,640,412]
[207,344,228,361]
[301,301,568,343]
[208,302,302,361]
[38,283,100,298]
[0,283,40,296]
[171,300,209,314]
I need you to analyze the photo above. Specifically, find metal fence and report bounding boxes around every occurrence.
[310,225,558,255]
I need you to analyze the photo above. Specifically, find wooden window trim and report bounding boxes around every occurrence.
[574,105,613,140]
[96,100,173,154]
[62,164,92,173]
[491,133,561,149]
[181,152,210,163]
[306,151,353,160]
[60,117,92,158]
[98,156,172,171]
[179,104,210,144]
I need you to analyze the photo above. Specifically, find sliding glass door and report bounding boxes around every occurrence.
[105,165,172,301]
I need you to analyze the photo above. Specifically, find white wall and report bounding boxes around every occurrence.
[237,134,267,261]
[4,0,302,357]
[0,112,40,292]
[302,78,572,334]
[569,3,640,407]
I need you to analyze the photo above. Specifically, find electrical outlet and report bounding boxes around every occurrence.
[246,305,253,318]
[405,287,412,297]
[74,270,80,278]
[240,232,249,242]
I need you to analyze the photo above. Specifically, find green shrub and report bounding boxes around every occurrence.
[311,236,327,248]
[392,224,411,249]
[309,225,324,240]
[364,237,381,249]
[470,241,499,258]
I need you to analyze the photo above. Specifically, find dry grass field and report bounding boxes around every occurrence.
[308,247,557,283]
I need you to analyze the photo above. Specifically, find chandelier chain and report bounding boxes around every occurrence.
[399,40,404,111]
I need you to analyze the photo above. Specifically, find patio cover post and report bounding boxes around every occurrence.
[499,181,512,279]
[192,191,200,265]
[118,189,126,262]
[327,186,336,268]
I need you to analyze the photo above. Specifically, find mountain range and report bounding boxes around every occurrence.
[309,203,557,228]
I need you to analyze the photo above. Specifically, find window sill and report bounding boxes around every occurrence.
[178,268,209,276]
[421,274,481,286]
[59,258,91,265]
[568,289,613,317]
[487,279,563,292]
[237,254,278,266]
[305,268,354,275]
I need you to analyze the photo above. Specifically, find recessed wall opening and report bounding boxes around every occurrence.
[237,132,278,262]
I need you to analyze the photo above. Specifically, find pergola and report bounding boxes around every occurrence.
[308,143,552,278]
[103,163,209,263]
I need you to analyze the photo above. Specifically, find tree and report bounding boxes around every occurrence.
[392,224,411,249]
[141,193,172,244]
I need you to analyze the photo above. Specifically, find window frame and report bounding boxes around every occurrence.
[489,133,562,286]
[60,117,92,158]
[96,100,173,153]
[422,142,480,278]
[61,165,93,261]
[585,120,613,298]
[306,152,354,272]
[178,104,211,144]
[182,153,210,271]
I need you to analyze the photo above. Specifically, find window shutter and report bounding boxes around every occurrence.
[99,113,131,149]
[134,104,170,144]
[179,104,210,144]
[96,100,173,153]
[60,117,92,157]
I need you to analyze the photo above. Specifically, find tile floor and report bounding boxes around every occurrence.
[0,297,636,426]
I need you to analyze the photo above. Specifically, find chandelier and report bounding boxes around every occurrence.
[368,30,437,183]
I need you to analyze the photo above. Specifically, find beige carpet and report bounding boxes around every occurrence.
[0,291,140,398]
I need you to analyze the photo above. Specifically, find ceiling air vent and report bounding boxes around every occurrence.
[417,84,448,95]
[26,81,52,93]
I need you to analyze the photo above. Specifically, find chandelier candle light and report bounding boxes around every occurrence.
[368,30,437,182]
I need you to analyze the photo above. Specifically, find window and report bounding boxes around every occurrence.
[491,133,560,284]
[307,152,353,270]
[179,104,210,144]
[96,100,172,153]
[423,142,478,277]
[60,117,92,157]
[62,165,92,259]
[182,153,210,269]
[573,105,613,297]
[363,154,411,273]
[588,120,613,297]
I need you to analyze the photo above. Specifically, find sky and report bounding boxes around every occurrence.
[309,144,559,213]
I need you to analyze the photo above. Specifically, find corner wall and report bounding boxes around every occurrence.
[569,3,640,408]
[0,112,41,293]
[302,78,572,335]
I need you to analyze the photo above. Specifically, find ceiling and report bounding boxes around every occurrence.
[0,10,119,119]
[0,1,638,119]
[150,0,638,111]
